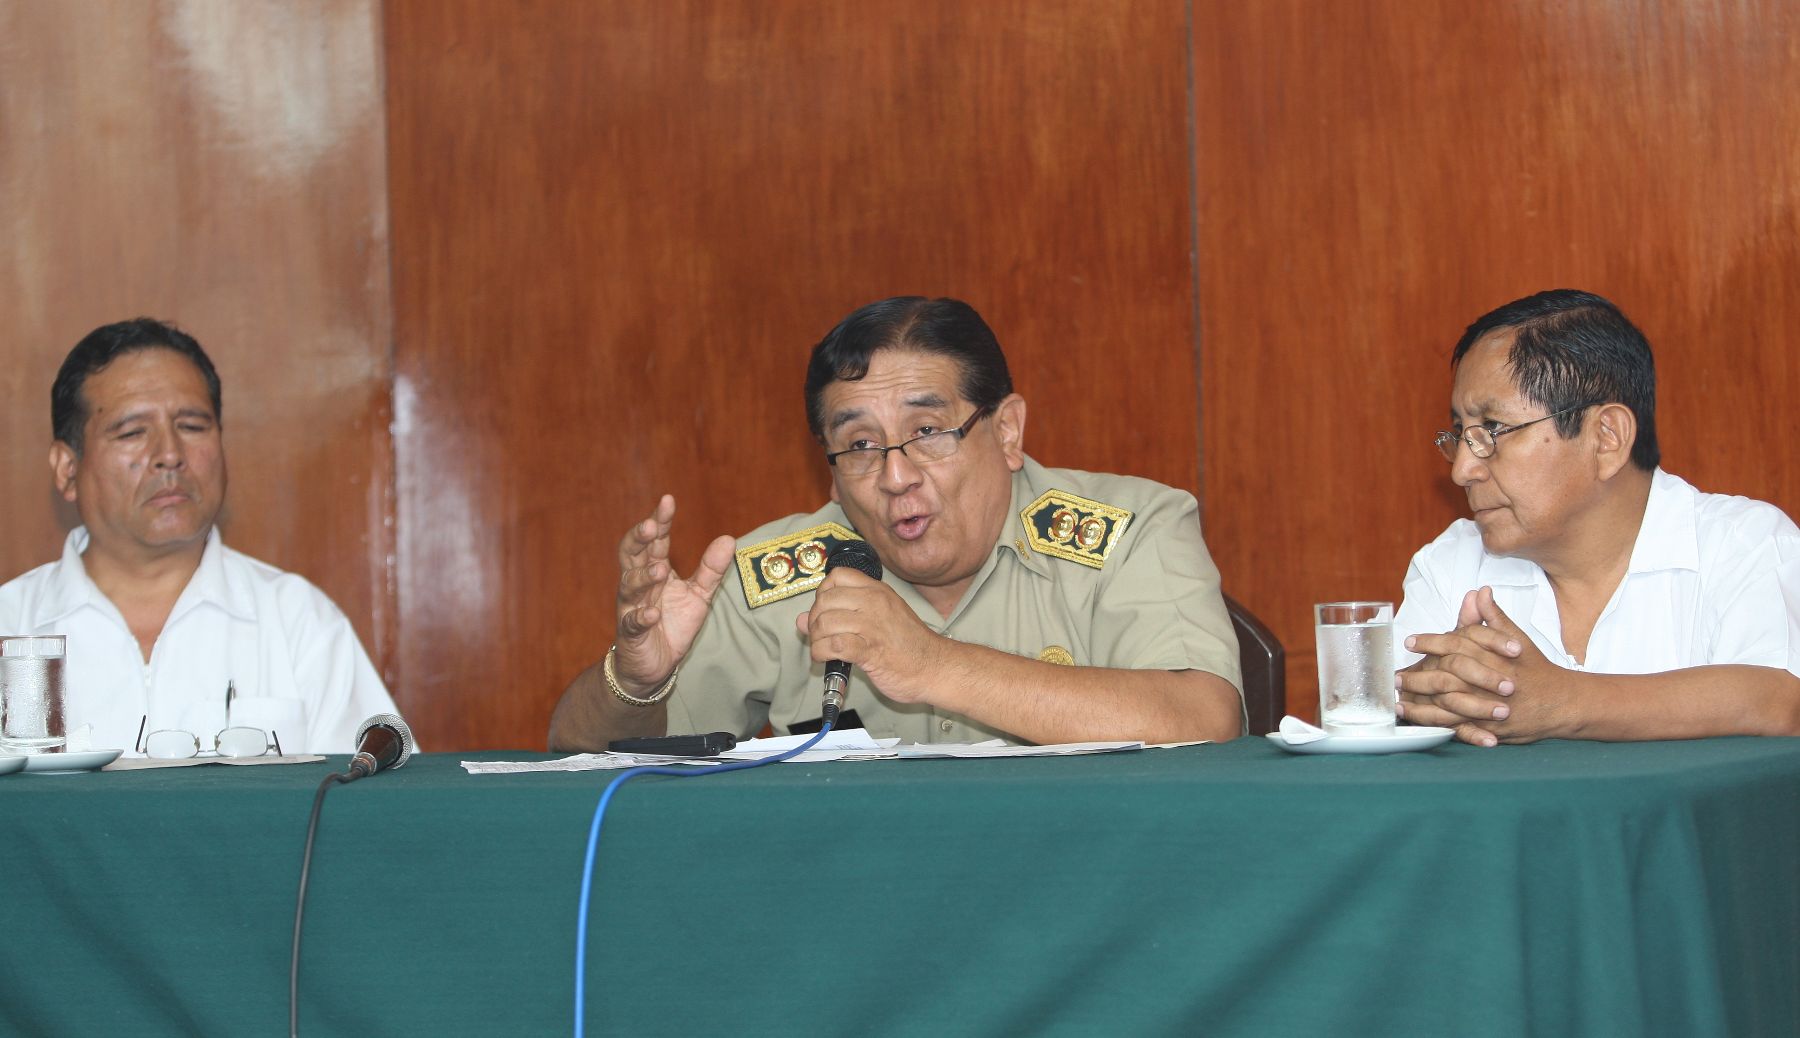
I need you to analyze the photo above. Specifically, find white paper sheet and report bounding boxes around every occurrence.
[894,739,1144,758]
[461,731,1171,774]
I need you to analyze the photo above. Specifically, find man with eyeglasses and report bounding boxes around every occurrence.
[0,318,400,756]
[549,297,1244,750]
[1394,289,1800,745]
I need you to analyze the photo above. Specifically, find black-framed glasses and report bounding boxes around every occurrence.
[1434,401,1601,462]
[825,405,994,476]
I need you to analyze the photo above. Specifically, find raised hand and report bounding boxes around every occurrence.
[612,495,735,696]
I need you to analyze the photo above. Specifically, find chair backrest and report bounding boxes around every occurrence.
[1225,594,1286,736]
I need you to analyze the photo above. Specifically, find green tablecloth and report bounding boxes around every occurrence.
[1,737,1796,1036]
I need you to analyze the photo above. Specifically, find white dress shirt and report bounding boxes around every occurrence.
[1395,469,1800,677]
[0,527,398,756]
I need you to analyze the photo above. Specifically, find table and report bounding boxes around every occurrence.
[2,737,1796,1036]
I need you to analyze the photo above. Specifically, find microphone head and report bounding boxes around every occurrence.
[354,713,415,770]
[825,539,883,582]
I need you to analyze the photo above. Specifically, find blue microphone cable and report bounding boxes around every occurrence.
[573,721,835,1036]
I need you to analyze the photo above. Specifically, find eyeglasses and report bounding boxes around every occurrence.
[135,716,284,759]
[825,405,994,477]
[1434,401,1601,462]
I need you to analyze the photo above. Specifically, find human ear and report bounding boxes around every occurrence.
[1592,403,1637,481]
[49,442,78,502]
[994,394,1027,472]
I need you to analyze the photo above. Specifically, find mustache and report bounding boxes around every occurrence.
[140,476,197,501]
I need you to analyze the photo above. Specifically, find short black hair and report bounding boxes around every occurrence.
[1452,289,1659,471]
[803,297,1014,439]
[52,318,222,455]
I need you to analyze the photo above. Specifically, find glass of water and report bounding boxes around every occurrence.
[1314,603,1396,736]
[1,635,68,753]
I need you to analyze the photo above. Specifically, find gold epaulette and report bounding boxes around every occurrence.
[735,521,860,608]
[1020,490,1133,569]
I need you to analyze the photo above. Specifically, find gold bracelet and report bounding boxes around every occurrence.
[604,645,677,706]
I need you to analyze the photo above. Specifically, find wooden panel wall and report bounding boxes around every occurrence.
[12,1,1794,746]
[0,2,396,685]
[1194,0,1800,720]
[383,1,1199,749]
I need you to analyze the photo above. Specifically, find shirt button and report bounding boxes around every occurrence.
[939,719,954,733]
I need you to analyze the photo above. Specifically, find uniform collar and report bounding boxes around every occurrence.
[999,456,1054,579]
[38,526,251,626]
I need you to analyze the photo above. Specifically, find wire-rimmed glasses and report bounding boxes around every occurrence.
[825,405,994,476]
[135,716,284,759]
[1434,401,1601,462]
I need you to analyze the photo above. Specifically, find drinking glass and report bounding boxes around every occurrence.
[1,635,68,753]
[1313,603,1396,736]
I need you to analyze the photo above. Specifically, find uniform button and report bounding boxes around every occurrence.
[939,719,954,733]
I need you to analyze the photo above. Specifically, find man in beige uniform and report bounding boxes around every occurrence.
[549,297,1243,750]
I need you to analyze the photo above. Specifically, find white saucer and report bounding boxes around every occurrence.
[21,748,124,774]
[0,755,26,775]
[1265,727,1455,755]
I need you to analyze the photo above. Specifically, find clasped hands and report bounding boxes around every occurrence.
[613,495,943,704]
[1396,586,1573,747]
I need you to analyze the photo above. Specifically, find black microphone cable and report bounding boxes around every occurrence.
[291,770,351,1038]
[573,721,836,1037]
[290,715,413,1036]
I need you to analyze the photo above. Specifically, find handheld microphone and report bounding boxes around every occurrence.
[821,540,883,725]
[346,713,415,781]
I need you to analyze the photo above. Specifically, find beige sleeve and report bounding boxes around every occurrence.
[1086,486,1242,692]
[662,567,784,739]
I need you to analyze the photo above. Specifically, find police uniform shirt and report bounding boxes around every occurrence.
[663,455,1242,744]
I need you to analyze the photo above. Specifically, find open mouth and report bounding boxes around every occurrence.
[892,514,930,541]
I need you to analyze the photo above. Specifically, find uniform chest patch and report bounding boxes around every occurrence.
[735,521,860,608]
[1020,490,1133,569]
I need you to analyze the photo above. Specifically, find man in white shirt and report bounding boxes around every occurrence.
[0,318,398,756]
[1394,289,1800,745]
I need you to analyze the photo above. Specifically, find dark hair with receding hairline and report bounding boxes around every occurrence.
[1452,289,1660,471]
[52,318,222,456]
[803,297,1014,440]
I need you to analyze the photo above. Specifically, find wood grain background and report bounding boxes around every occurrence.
[0,1,396,677]
[3,0,1795,745]
[382,0,1201,746]
[1193,0,1800,714]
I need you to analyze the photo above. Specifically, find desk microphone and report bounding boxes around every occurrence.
[821,540,883,726]
[294,712,416,1034]
[346,713,415,781]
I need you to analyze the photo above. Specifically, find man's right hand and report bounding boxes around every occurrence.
[612,495,736,697]
[1395,588,1523,746]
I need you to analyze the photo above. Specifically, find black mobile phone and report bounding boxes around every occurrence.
[606,731,737,757]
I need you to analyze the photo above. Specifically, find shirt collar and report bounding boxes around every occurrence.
[1623,468,1700,575]
[39,526,251,625]
[33,528,107,626]
[1479,467,1697,587]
